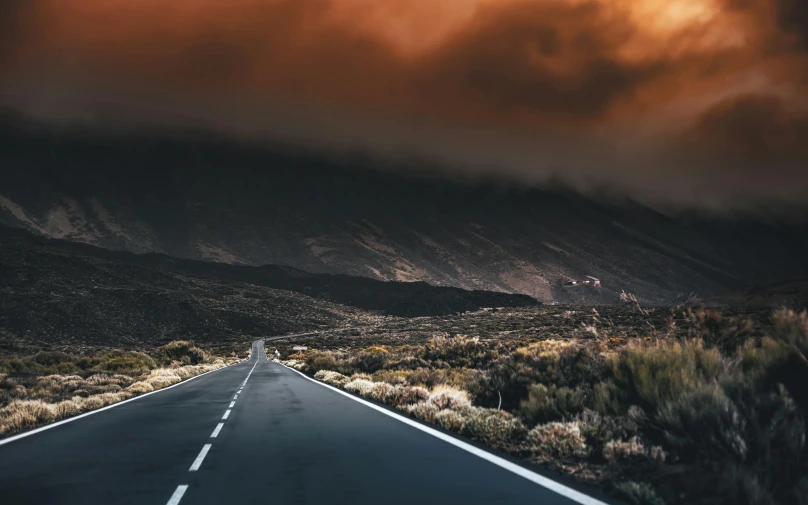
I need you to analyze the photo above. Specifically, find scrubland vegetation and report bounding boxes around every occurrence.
[277,305,808,505]
[0,341,244,435]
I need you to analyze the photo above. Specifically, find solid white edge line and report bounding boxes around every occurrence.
[210,423,224,438]
[276,361,609,505]
[222,410,231,420]
[0,361,244,447]
[229,401,236,408]
[189,443,212,471]
[166,484,189,505]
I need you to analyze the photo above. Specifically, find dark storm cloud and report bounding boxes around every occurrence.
[1,0,808,210]
[688,94,808,162]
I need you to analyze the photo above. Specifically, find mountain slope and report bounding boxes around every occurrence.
[0,226,539,347]
[2,124,807,304]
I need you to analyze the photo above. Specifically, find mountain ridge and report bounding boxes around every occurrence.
[3,125,807,304]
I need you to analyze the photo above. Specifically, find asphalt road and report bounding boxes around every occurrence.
[0,339,611,505]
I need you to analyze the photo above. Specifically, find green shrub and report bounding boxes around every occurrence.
[517,384,587,424]
[93,352,156,374]
[350,347,389,373]
[769,308,808,355]
[613,481,665,505]
[685,309,757,353]
[305,350,343,374]
[611,339,723,413]
[482,340,608,410]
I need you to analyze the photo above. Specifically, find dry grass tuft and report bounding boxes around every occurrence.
[313,370,350,388]
[522,421,589,459]
[126,381,154,394]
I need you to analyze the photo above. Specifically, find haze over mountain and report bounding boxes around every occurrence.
[3,124,807,305]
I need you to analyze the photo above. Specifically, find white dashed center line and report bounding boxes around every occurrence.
[189,444,212,472]
[210,423,224,438]
[166,344,262,503]
[166,485,189,505]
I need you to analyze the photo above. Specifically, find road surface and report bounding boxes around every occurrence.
[0,339,612,505]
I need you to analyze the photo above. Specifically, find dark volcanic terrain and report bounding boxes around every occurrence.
[2,124,808,305]
[0,226,538,349]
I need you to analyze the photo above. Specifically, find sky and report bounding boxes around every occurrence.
[1,0,807,210]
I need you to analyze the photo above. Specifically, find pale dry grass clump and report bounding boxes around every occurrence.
[280,359,307,371]
[427,385,472,411]
[522,421,590,459]
[369,382,402,403]
[393,386,430,407]
[0,358,234,434]
[405,401,441,423]
[0,392,132,433]
[344,378,377,397]
[435,409,466,431]
[144,368,182,389]
[0,400,56,433]
[461,408,526,447]
[603,437,666,463]
[126,381,154,394]
[313,370,350,388]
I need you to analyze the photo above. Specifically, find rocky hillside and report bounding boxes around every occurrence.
[0,227,539,348]
[3,123,807,304]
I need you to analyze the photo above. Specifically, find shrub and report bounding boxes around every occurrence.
[613,481,666,505]
[522,422,589,459]
[145,369,182,390]
[685,309,757,352]
[611,339,724,413]
[350,347,389,373]
[93,352,156,374]
[770,308,808,354]
[0,400,56,433]
[406,401,441,423]
[155,341,209,366]
[421,336,499,368]
[484,340,607,410]
[53,398,83,418]
[603,437,666,464]
[393,386,430,407]
[427,385,472,411]
[462,408,526,448]
[654,383,747,462]
[435,409,466,431]
[517,384,587,424]
[306,351,343,374]
[369,382,401,403]
[127,381,154,394]
[344,378,376,397]
[32,351,75,368]
[314,370,350,388]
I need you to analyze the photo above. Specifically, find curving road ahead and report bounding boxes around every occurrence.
[0,339,614,505]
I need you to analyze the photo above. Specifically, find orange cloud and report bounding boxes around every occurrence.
[1,0,807,209]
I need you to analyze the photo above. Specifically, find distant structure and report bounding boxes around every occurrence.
[292,345,308,351]
[563,276,601,288]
